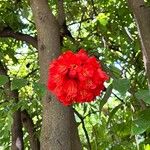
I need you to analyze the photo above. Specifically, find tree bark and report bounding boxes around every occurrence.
[0,27,37,48]
[128,0,150,87]
[21,110,40,150]
[11,108,24,150]
[29,0,82,149]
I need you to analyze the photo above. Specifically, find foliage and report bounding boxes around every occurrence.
[0,0,150,149]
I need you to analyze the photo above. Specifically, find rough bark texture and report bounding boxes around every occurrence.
[11,109,24,150]
[30,0,82,149]
[21,110,40,150]
[128,0,150,87]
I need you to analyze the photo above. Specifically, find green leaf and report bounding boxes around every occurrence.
[135,89,150,104]
[11,78,28,90]
[107,104,122,126]
[99,84,113,114]
[144,144,150,150]
[33,82,46,97]
[109,65,121,78]
[6,50,18,64]
[97,13,109,26]
[113,78,130,95]
[113,122,131,138]
[0,75,9,86]
[131,109,150,135]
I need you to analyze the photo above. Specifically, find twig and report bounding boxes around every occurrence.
[77,11,85,38]
[83,110,99,119]
[73,108,92,150]
[112,92,124,103]
[24,68,39,79]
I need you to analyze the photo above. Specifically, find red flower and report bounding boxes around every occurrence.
[47,49,109,106]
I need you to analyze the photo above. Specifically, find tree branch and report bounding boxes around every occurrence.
[21,110,40,150]
[0,27,37,49]
[57,0,65,26]
[0,60,40,149]
[11,108,24,150]
[0,61,24,150]
[57,0,75,44]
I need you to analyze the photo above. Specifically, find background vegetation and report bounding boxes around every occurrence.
[0,0,150,149]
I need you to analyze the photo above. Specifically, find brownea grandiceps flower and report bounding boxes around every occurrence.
[47,49,109,106]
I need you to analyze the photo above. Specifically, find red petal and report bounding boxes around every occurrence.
[97,69,109,81]
[64,80,77,98]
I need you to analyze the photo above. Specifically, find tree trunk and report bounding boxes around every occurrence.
[29,0,82,149]
[11,109,24,150]
[128,0,150,87]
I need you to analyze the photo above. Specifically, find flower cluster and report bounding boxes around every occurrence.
[47,49,109,106]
